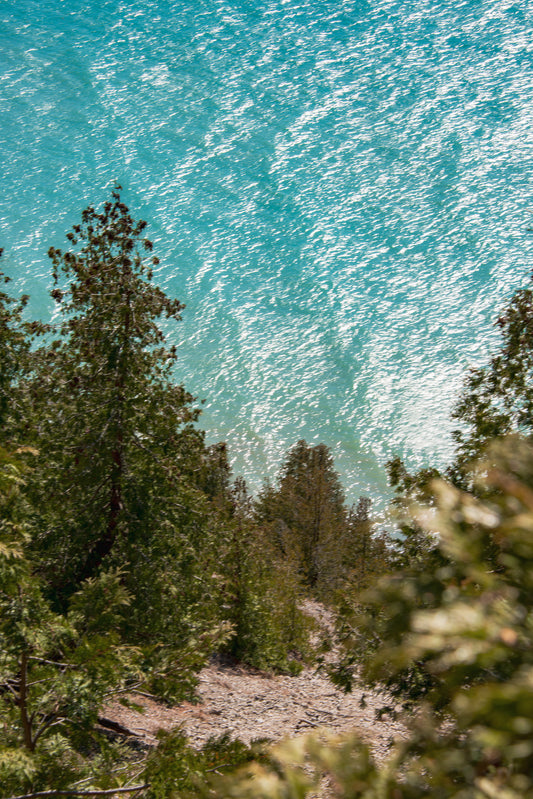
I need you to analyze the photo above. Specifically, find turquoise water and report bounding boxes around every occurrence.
[1,0,532,505]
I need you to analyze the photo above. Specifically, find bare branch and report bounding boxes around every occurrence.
[101,681,143,699]
[27,657,74,669]
[97,716,138,737]
[32,716,66,747]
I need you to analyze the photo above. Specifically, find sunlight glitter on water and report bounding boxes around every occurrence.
[0,0,532,506]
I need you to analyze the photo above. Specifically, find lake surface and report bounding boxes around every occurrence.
[1,0,532,506]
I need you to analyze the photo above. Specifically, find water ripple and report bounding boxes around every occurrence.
[1,0,532,505]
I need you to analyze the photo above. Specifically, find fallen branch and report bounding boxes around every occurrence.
[97,716,138,737]
[5,785,149,799]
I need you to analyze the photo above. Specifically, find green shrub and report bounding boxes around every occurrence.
[144,729,269,799]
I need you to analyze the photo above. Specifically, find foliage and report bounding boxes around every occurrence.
[365,274,533,697]
[25,187,200,581]
[0,191,311,797]
[255,441,368,595]
[388,270,533,507]
[0,250,32,435]
[14,188,229,698]
[200,732,387,799]
[326,499,394,693]
[212,437,533,798]
[0,447,145,797]
[144,729,269,799]
[217,477,311,673]
[362,269,533,704]
[452,272,533,483]
[223,538,310,674]
[255,441,346,590]
[343,497,391,589]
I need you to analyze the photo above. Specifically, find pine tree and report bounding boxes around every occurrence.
[0,443,146,796]
[219,476,309,672]
[215,440,533,799]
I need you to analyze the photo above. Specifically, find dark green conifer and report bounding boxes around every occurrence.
[256,440,348,591]
[451,273,533,483]
[22,188,225,690]
[0,250,31,434]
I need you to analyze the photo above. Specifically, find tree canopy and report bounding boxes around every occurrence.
[0,190,316,799]
[4,190,532,799]
[11,189,229,694]
[255,441,348,590]
[0,250,31,432]
[451,272,533,483]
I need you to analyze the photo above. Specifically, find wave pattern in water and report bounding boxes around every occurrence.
[0,0,532,503]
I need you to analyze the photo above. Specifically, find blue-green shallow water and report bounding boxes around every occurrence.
[1,0,532,507]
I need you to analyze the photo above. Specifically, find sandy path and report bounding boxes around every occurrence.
[105,603,408,761]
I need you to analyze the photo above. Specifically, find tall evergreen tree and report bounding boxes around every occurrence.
[21,188,224,685]
[217,475,310,672]
[343,497,389,587]
[256,440,347,590]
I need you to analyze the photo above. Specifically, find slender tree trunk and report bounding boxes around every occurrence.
[81,279,131,580]
[19,651,34,752]
[309,468,323,587]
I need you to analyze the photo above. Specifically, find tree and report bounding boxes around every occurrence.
[451,270,533,483]
[343,497,390,586]
[218,477,310,673]
[0,444,146,797]
[380,271,533,578]
[20,188,226,693]
[0,250,31,434]
[255,441,348,591]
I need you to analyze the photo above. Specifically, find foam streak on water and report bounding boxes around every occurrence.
[1,0,532,504]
